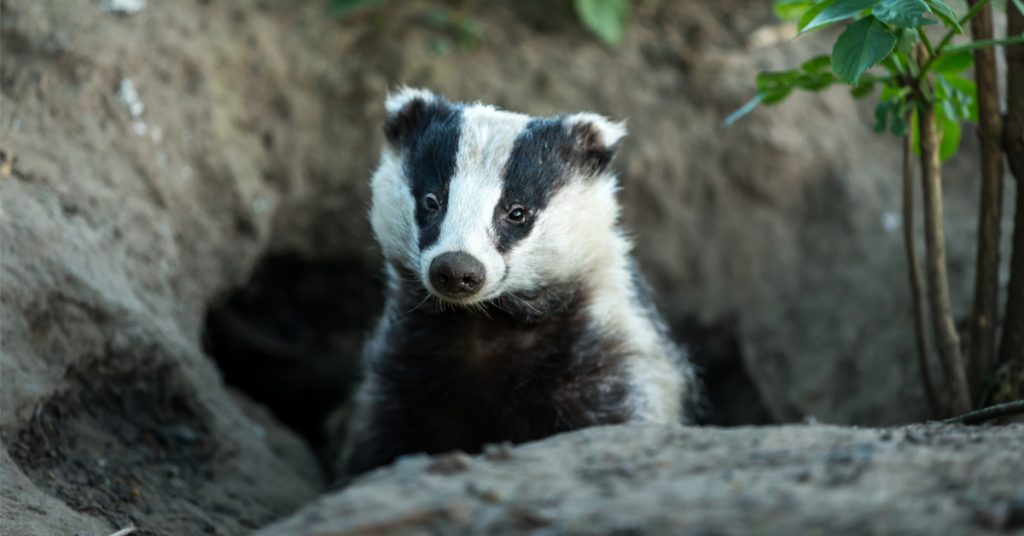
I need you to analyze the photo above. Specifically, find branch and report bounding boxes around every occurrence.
[903,121,941,417]
[917,46,972,415]
[966,0,1004,405]
[940,399,1024,425]
[993,0,1024,404]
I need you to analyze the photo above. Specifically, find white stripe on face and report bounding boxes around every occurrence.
[419,105,530,301]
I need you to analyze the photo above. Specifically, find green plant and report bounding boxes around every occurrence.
[728,0,1020,156]
[328,0,634,46]
[328,0,384,17]
[573,0,629,44]
[729,0,1024,417]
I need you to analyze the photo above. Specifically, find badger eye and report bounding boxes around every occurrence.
[505,204,527,225]
[423,193,440,212]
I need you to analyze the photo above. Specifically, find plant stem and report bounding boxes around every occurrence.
[903,124,941,417]
[966,0,1004,405]
[917,46,972,415]
[919,0,993,77]
[945,35,1024,52]
[940,399,1024,425]
[917,27,935,57]
[991,1,1024,405]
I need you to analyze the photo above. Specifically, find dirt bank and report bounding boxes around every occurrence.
[0,0,1011,534]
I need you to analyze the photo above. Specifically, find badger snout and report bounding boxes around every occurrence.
[429,251,485,298]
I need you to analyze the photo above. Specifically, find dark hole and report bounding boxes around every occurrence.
[201,254,382,464]
[674,317,777,426]
[202,253,769,474]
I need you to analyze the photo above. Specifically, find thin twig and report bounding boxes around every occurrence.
[940,399,1024,425]
[945,35,1024,53]
[916,27,935,57]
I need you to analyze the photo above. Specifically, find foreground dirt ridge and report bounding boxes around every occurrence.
[259,424,1024,535]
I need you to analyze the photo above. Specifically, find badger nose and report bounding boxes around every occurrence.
[429,252,485,297]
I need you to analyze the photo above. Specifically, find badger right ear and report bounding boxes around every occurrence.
[383,87,442,147]
[564,112,627,175]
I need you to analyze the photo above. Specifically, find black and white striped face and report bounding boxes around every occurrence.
[369,88,627,305]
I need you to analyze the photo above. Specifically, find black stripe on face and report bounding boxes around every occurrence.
[401,102,463,250]
[494,117,574,254]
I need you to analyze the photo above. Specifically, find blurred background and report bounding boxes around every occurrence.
[183,0,1003,437]
[1,1,1014,532]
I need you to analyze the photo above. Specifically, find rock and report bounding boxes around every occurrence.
[257,424,1024,535]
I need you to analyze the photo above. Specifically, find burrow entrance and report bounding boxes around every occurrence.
[201,255,774,474]
[201,254,384,468]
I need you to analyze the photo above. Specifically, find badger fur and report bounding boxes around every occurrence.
[340,88,700,477]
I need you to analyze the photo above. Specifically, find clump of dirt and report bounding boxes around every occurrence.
[6,364,274,535]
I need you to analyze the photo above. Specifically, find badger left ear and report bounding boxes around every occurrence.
[564,113,627,175]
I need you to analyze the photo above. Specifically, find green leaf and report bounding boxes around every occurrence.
[801,55,833,72]
[890,113,908,136]
[831,16,899,84]
[756,67,838,95]
[880,53,904,75]
[573,0,629,45]
[723,94,765,126]
[924,0,961,33]
[797,0,837,31]
[851,79,876,97]
[937,107,961,160]
[757,70,799,93]
[874,100,894,133]
[911,106,921,155]
[775,0,819,20]
[762,87,794,104]
[880,84,912,101]
[1014,0,1024,17]
[457,19,482,50]
[931,50,972,73]
[872,0,936,28]
[328,0,383,17]
[874,96,911,135]
[939,74,979,122]
[797,72,838,90]
[800,0,876,34]
[895,26,918,56]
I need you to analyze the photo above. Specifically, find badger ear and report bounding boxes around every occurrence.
[383,87,443,147]
[564,113,627,174]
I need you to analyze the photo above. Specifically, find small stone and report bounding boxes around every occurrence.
[425,452,472,475]
[102,0,146,14]
[791,468,811,482]
[483,442,514,461]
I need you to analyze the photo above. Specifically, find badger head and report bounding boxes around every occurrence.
[369,88,628,307]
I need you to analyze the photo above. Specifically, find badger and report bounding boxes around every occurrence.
[340,88,700,477]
